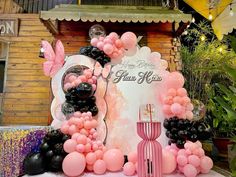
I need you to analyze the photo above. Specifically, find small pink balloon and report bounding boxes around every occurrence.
[115,39,123,48]
[68,125,78,135]
[69,75,77,82]
[121,32,137,49]
[72,133,81,140]
[85,143,92,153]
[186,103,194,111]
[92,84,97,91]
[167,88,177,97]
[182,96,191,104]
[104,38,113,44]
[99,36,105,41]
[162,149,177,174]
[61,124,69,134]
[79,75,87,82]
[177,155,188,166]
[62,152,86,177]
[171,103,183,115]
[91,38,99,46]
[84,121,93,130]
[74,79,81,86]
[198,148,205,157]
[195,141,202,148]
[87,79,93,84]
[173,96,182,104]
[95,150,104,159]
[86,152,97,165]
[128,151,137,164]
[93,132,98,139]
[84,70,93,79]
[178,165,184,173]
[74,111,82,117]
[86,164,93,171]
[91,119,98,128]
[163,105,172,115]
[186,111,194,120]
[183,164,198,177]
[200,167,210,174]
[178,149,187,156]
[80,128,89,136]
[163,96,173,105]
[177,88,187,97]
[92,143,99,151]
[109,32,119,41]
[64,83,72,91]
[63,139,77,153]
[93,159,107,175]
[77,135,87,145]
[103,148,124,172]
[188,155,200,167]
[123,162,136,176]
[76,144,85,153]
[103,43,114,55]
[97,41,104,50]
[200,156,213,170]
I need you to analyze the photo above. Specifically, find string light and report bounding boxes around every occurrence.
[219,47,223,53]
[230,3,234,16]
[208,11,213,21]
[191,17,195,23]
[200,35,206,41]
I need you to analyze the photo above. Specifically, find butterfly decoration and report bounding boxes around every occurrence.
[94,62,112,79]
[41,40,65,77]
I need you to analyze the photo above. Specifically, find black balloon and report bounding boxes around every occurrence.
[54,143,65,155]
[90,105,98,116]
[49,155,64,171]
[40,142,50,153]
[45,150,54,161]
[76,82,93,99]
[23,152,45,175]
[62,134,71,143]
[176,139,185,148]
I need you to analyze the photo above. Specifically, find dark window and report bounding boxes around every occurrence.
[0,61,5,93]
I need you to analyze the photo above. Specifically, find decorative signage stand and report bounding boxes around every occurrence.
[137,104,162,177]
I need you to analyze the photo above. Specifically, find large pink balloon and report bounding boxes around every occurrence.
[162,149,177,174]
[200,156,213,171]
[123,162,136,176]
[166,72,185,89]
[120,32,137,49]
[63,139,77,153]
[62,152,86,177]
[103,148,124,172]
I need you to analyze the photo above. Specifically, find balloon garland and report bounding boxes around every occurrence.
[22,30,215,177]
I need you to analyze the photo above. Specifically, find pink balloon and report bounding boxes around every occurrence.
[177,88,187,97]
[128,151,137,164]
[171,103,183,115]
[104,38,113,44]
[97,41,104,50]
[76,144,85,153]
[64,83,71,91]
[85,143,92,153]
[95,150,104,159]
[149,52,161,62]
[201,168,210,174]
[186,111,194,120]
[120,32,137,49]
[84,121,93,130]
[169,149,178,156]
[115,39,123,48]
[103,44,114,55]
[177,155,188,166]
[183,164,198,177]
[162,149,177,174]
[103,148,124,172]
[61,124,69,134]
[68,75,77,82]
[200,156,213,171]
[77,135,87,145]
[72,133,81,140]
[182,96,191,104]
[186,103,194,111]
[163,96,173,105]
[86,152,97,165]
[74,111,82,117]
[68,125,78,135]
[62,152,86,177]
[123,162,136,176]
[80,128,89,136]
[178,149,187,156]
[173,96,182,104]
[167,88,177,97]
[166,72,185,89]
[91,119,98,128]
[163,104,172,115]
[63,139,77,153]
[93,159,107,175]
[91,38,99,46]
[188,155,200,167]
[109,32,119,41]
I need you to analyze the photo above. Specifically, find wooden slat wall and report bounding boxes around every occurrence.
[0,0,23,13]
[56,21,176,70]
[0,14,53,125]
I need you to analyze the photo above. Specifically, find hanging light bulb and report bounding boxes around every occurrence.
[230,3,234,16]
[200,35,206,41]
[219,47,223,53]
[208,11,213,21]
[191,17,195,23]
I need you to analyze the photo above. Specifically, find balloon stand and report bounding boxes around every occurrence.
[137,104,162,177]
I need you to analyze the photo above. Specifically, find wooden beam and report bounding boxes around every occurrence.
[41,19,59,35]
[173,22,190,37]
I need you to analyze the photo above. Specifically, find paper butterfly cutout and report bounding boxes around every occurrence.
[94,62,112,79]
[41,40,65,77]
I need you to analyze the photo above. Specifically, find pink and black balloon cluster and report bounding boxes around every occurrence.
[23,129,71,175]
[164,118,211,148]
[62,69,98,117]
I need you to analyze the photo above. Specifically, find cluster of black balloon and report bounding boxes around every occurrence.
[164,117,211,148]
[62,82,98,116]
[23,130,70,175]
[79,46,111,67]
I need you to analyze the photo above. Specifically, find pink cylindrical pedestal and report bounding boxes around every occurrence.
[137,122,162,177]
